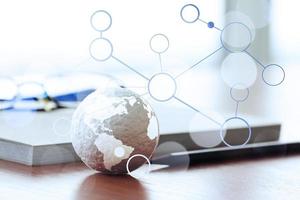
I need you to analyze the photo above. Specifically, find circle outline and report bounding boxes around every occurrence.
[262,64,285,86]
[126,154,151,177]
[147,73,177,102]
[221,52,258,89]
[220,116,252,147]
[230,84,250,102]
[220,22,252,53]
[180,4,200,23]
[89,37,113,62]
[149,34,170,54]
[90,10,112,32]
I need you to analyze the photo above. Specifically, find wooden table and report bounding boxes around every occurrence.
[0,154,299,200]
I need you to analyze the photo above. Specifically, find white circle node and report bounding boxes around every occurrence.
[221,52,257,89]
[180,4,200,23]
[221,22,252,52]
[90,10,112,32]
[220,117,251,147]
[148,73,177,102]
[230,84,249,102]
[262,64,285,86]
[89,38,113,61]
[150,34,169,54]
[126,154,151,178]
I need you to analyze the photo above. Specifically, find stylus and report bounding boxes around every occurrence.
[151,142,300,166]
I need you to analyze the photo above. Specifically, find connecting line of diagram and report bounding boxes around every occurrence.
[111,56,150,81]
[197,18,222,32]
[158,53,163,72]
[89,3,285,147]
[110,42,223,127]
[174,46,223,79]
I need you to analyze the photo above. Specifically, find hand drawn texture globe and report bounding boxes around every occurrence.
[71,85,159,174]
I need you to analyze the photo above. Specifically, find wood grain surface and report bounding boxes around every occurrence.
[0,155,299,200]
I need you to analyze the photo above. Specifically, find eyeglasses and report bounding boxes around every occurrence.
[0,73,114,112]
[0,72,122,112]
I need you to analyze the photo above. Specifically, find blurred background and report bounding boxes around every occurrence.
[0,0,299,142]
